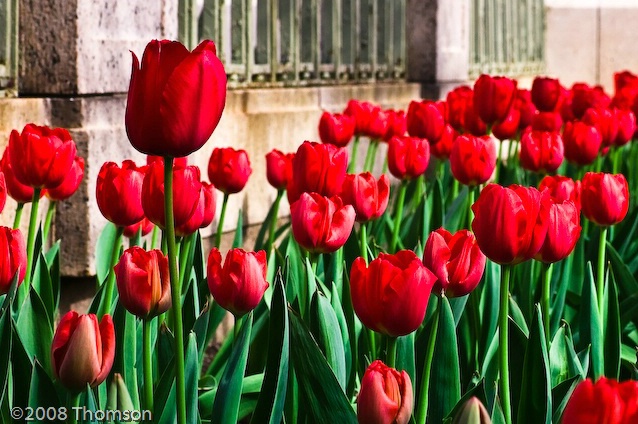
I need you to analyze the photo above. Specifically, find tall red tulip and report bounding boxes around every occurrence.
[0,148,42,203]
[350,250,435,337]
[207,147,252,194]
[290,193,355,254]
[519,130,564,173]
[472,184,550,265]
[406,100,446,143]
[340,173,390,222]
[562,377,638,424]
[318,111,355,147]
[473,74,517,126]
[141,162,202,229]
[535,199,581,263]
[287,141,347,203]
[47,156,85,201]
[357,360,414,424]
[581,172,629,226]
[449,135,496,186]
[562,121,602,166]
[8,124,77,189]
[51,311,115,392]
[531,77,562,112]
[0,227,26,294]
[207,248,269,316]
[265,149,294,190]
[539,175,581,209]
[115,247,171,319]
[423,228,486,297]
[96,160,146,227]
[387,136,430,180]
[447,85,473,132]
[126,39,226,157]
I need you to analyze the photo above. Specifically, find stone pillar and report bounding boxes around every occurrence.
[406,0,471,99]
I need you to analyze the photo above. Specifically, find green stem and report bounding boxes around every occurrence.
[150,224,159,250]
[386,336,398,369]
[382,156,388,174]
[367,328,378,361]
[499,265,512,424]
[143,319,154,416]
[466,186,475,230]
[390,180,408,252]
[541,262,553,347]
[452,179,459,204]
[12,202,24,229]
[67,391,82,424]
[494,140,504,184]
[99,226,124,318]
[215,193,230,249]
[613,147,621,174]
[416,301,440,424]
[164,156,187,424]
[24,188,42,287]
[42,200,56,243]
[179,234,195,294]
[359,223,368,264]
[597,226,608,314]
[267,190,284,257]
[348,136,360,173]
[131,227,142,247]
[363,140,378,172]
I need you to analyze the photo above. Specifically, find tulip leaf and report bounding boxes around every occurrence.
[251,276,289,424]
[112,304,140,410]
[10,319,33,410]
[550,375,581,423]
[607,241,638,299]
[95,222,119,286]
[28,360,61,412]
[508,295,530,338]
[479,261,500,365]
[185,333,199,424]
[232,210,244,248]
[15,287,53,373]
[549,323,584,388]
[254,197,280,252]
[603,275,621,379]
[550,252,574,336]
[396,332,416,387]
[212,313,253,424]
[330,283,352,389]
[289,310,357,423]
[444,185,468,233]
[428,296,462,423]
[32,252,56,324]
[309,291,347,389]
[0,311,11,408]
[517,305,551,424]
[578,262,603,379]
[79,384,100,424]
[302,258,317,319]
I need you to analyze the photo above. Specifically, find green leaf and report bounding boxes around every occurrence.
[112,304,140,410]
[396,333,416,391]
[15,288,53,373]
[28,360,61,413]
[428,296,461,424]
[549,324,584,388]
[233,211,244,248]
[95,222,119,286]
[330,283,352,390]
[289,310,357,423]
[79,384,99,424]
[212,313,253,424]
[604,276,621,379]
[10,319,33,409]
[251,276,289,424]
[32,252,55,324]
[444,185,468,233]
[551,376,581,423]
[579,262,603,379]
[607,242,638,296]
[517,305,551,424]
[185,333,199,424]
[254,196,280,251]
[309,291,347,389]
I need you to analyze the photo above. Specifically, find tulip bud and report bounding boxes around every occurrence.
[265,149,295,190]
[344,100,376,136]
[351,250,435,337]
[318,111,355,147]
[531,77,562,112]
[492,106,521,141]
[364,106,390,140]
[0,148,43,203]
[357,360,414,424]
[207,248,269,316]
[582,108,619,147]
[449,135,497,186]
[535,199,581,263]
[581,172,629,226]
[383,109,407,141]
[452,397,492,424]
[562,121,602,166]
[96,160,146,227]
[0,227,26,294]
[406,100,446,143]
[47,156,85,201]
[423,229,486,297]
[519,130,564,173]
[207,147,252,194]
[387,136,430,180]
[473,74,518,126]
[447,85,473,132]
[51,311,115,392]
[613,109,636,146]
[115,247,171,319]
[340,173,390,222]
[538,175,581,209]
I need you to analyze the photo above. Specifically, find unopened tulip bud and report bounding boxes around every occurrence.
[452,397,492,424]
[357,360,413,424]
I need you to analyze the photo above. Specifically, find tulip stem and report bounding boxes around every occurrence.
[179,235,194,293]
[613,147,621,174]
[99,226,124,319]
[164,156,187,424]
[67,392,81,424]
[143,319,154,416]
[359,223,368,264]
[385,336,398,369]
[390,180,408,252]
[267,189,284,257]
[367,328,378,361]
[494,140,504,184]
[24,188,42,288]
[42,200,56,243]
[541,262,553,347]
[363,140,378,172]
[416,301,440,424]
[348,136,360,173]
[499,264,512,424]
[150,225,159,250]
[466,186,475,230]
[12,202,24,230]
[597,226,608,314]
[131,227,142,247]
[215,193,230,249]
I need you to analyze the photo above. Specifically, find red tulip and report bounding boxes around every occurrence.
[430,124,456,159]
[473,74,518,126]
[581,172,629,226]
[447,86,473,132]
[265,149,294,190]
[516,89,537,130]
[0,148,42,203]
[570,83,611,119]
[0,227,26,294]
[47,156,85,201]
[538,175,581,209]
[492,106,521,141]
[562,121,602,165]
[423,228,486,297]
[318,111,355,147]
[141,161,202,229]
[615,70,638,94]
[290,193,355,254]
[535,199,581,263]
[449,135,496,186]
[122,217,154,239]
[519,130,564,173]
[287,141,347,203]
[344,100,376,136]
[115,247,171,319]
[350,250,435,337]
[207,147,252,194]
[582,108,619,147]
[383,109,407,141]
[207,248,269,316]
[147,155,188,168]
[0,173,5,214]
[51,311,115,392]
[532,112,563,132]
[531,77,562,112]
[357,360,414,424]
[463,96,488,136]
[613,109,636,146]
[365,107,390,140]
[472,184,550,265]
[175,181,216,236]
[562,377,638,424]
[96,161,146,227]
[406,100,446,143]
[340,173,390,222]
[452,397,491,424]
[8,124,77,189]
[387,136,430,180]
[126,39,226,157]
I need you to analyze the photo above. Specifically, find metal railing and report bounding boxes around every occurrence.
[469,0,545,78]
[0,0,18,96]
[179,0,406,88]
